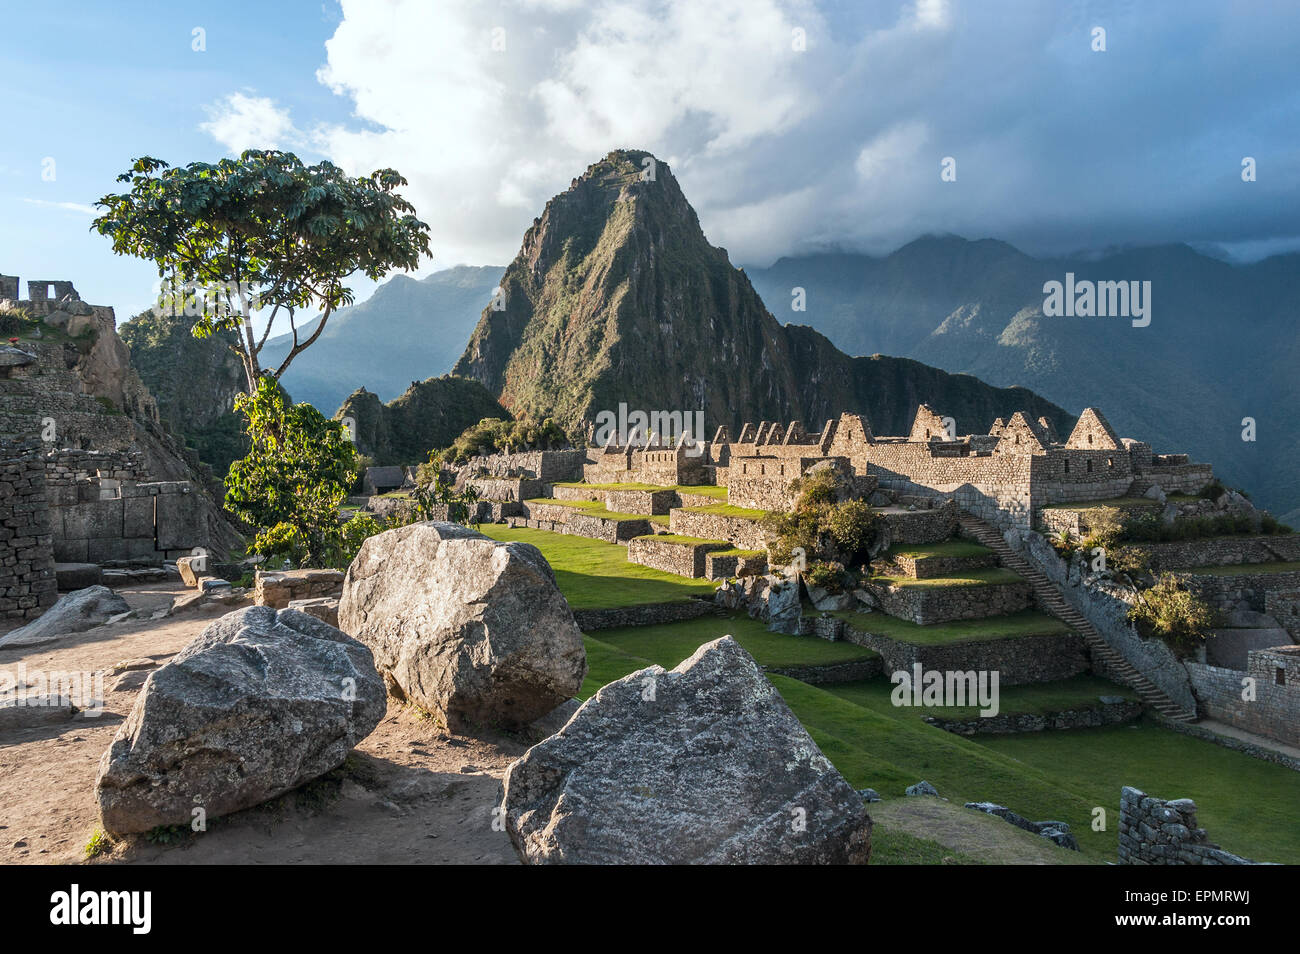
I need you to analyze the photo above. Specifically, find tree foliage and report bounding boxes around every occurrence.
[444,416,570,464]
[92,150,430,392]
[225,377,358,567]
[1128,573,1217,659]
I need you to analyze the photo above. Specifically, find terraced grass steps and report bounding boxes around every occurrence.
[875,541,998,579]
[477,523,716,608]
[864,566,1033,625]
[626,533,732,578]
[958,511,1197,722]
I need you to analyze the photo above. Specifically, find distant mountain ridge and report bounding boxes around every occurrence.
[452,149,1072,442]
[262,264,504,415]
[744,238,1300,522]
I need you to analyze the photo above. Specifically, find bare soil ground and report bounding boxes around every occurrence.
[0,583,521,865]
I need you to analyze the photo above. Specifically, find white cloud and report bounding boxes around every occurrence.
[22,198,98,215]
[200,92,299,153]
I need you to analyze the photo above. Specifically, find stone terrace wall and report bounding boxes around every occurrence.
[1177,568,1300,613]
[1265,591,1300,641]
[1185,648,1300,748]
[879,550,997,579]
[880,502,959,546]
[864,578,1032,625]
[0,446,58,622]
[1119,787,1263,865]
[836,619,1090,686]
[626,536,726,577]
[1135,535,1300,571]
[668,508,768,550]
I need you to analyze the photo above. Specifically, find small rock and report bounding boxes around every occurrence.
[906,780,939,797]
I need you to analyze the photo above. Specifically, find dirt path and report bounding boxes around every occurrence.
[0,585,521,865]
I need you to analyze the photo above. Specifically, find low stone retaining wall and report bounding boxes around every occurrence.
[864,578,1032,625]
[1177,568,1300,612]
[1119,787,1265,865]
[464,477,544,502]
[549,485,603,502]
[879,502,959,546]
[521,501,651,543]
[836,619,1091,686]
[668,508,767,550]
[765,656,883,685]
[573,599,715,630]
[1132,534,1300,571]
[626,536,727,578]
[879,551,997,580]
[704,549,767,581]
[606,489,676,515]
[927,698,1142,735]
[254,569,346,609]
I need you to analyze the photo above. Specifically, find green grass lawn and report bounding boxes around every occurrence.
[830,608,1072,645]
[1182,560,1300,576]
[977,722,1300,864]
[881,540,993,560]
[824,675,1136,724]
[588,613,879,672]
[477,524,715,608]
[870,567,1024,588]
[678,502,768,520]
[576,618,1300,864]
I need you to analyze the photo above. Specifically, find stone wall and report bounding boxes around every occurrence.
[837,619,1090,686]
[253,569,346,609]
[1007,527,1198,710]
[626,536,726,578]
[571,599,714,631]
[879,501,959,545]
[704,549,767,581]
[0,444,57,622]
[864,578,1032,625]
[878,550,996,580]
[51,479,205,563]
[1185,647,1300,748]
[1129,534,1300,571]
[455,449,585,483]
[1265,591,1300,641]
[927,698,1142,736]
[668,508,768,551]
[463,476,545,502]
[1119,787,1263,865]
[1177,568,1300,613]
[605,488,676,515]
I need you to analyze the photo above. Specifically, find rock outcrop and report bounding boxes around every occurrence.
[0,585,130,648]
[501,636,872,864]
[337,521,587,730]
[94,606,385,834]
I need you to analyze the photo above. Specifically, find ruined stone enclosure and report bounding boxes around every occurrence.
[580,404,1213,530]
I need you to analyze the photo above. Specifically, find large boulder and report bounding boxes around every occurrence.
[337,521,587,731]
[0,586,130,648]
[94,606,385,834]
[501,636,872,864]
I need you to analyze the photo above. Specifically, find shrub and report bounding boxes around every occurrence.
[824,499,879,562]
[0,305,37,338]
[763,469,880,570]
[805,560,848,594]
[1128,574,1217,659]
[1082,506,1126,551]
[443,416,569,463]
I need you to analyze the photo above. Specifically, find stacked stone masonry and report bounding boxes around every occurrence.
[1119,787,1263,865]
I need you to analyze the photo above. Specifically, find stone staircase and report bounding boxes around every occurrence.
[958,511,1198,723]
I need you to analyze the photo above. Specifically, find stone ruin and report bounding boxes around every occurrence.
[578,403,1213,529]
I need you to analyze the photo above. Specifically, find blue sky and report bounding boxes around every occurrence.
[1,0,1297,324]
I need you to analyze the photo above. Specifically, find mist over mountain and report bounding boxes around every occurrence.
[745,239,1300,522]
[262,264,504,415]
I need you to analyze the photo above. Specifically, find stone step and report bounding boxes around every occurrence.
[958,511,1197,723]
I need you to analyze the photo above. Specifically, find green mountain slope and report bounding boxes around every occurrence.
[453,150,1071,440]
[746,240,1300,519]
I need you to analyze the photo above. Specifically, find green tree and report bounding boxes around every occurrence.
[92,150,430,393]
[225,377,358,567]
